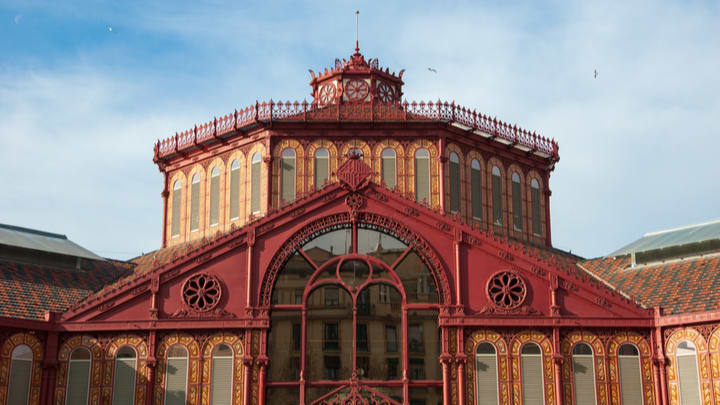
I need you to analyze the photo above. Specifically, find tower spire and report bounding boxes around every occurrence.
[355,10,360,54]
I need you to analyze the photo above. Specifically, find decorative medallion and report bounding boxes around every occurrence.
[319,83,336,104]
[345,79,369,101]
[487,271,527,309]
[376,81,394,103]
[182,273,222,312]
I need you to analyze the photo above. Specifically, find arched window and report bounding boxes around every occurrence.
[171,180,182,238]
[381,148,396,189]
[229,160,240,221]
[211,344,233,405]
[250,153,261,214]
[415,148,430,204]
[475,342,499,405]
[492,166,502,225]
[449,152,460,213]
[209,166,220,227]
[165,345,188,405]
[676,341,701,405]
[348,148,363,160]
[7,345,32,405]
[572,343,596,405]
[281,149,296,203]
[471,159,482,220]
[618,344,643,405]
[314,148,330,189]
[512,172,522,231]
[66,347,91,405]
[531,179,541,236]
[521,343,543,405]
[112,347,137,405]
[190,173,201,232]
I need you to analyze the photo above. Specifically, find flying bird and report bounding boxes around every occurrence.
[106,24,115,33]
[13,14,22,24]
[594,69,598,79]
[427,67,438,73]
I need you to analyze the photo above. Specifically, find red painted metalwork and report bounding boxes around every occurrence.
[181,273,222,312]
[486,271,527,310]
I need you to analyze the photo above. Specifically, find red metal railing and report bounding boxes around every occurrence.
[154,101,559,159]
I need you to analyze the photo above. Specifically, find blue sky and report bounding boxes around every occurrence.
[1,1,718,259]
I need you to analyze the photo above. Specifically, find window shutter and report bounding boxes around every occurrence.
[382,156,396,189]
[572,355,597,405]
[210,174,220,226]
[315,156,329,189]
[251,161,261,214]
[471,168,482,219]
[66,360,91,405]
[450,160,460,213]
[492,174,502,225]
[229,169,239,220]
[8,359,32,405]
[211,357,233,405]
[521,355,544,405]
[164,358,188,405]
[190,181,200,231]
[171,189,181,237]
[112,358,136,405]
[415,157,430,204]
[281,156,296,203]
[677,355,701,405]
[531,186,541,235]
[512,180,522,230]
[476,354,499,405]
[619,357,643,405]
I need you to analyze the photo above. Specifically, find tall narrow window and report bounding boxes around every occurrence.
[381,148,396,189]
[572,343,596,405]
[66,348,91,405]
[211,344,233,405]
[531,179,541,236]
[8,345,32,405]
[677,341,701,405]
[471,159,482,220]
[348,148,363,160]
[618,344,643,405]
[512,172,522,231]
[281,148,296,203]
[251,153,261,214]
[386,325,398,352]
[229,160,240,221]
[449,152,460,213]
[521,343,543,405]
[492,166,502,225]
[408,324,424,353]
[209,166,220,227]
[190,174,201,231]
[171,180,182,238]
[315,148,329,189]
[112,347,136,405]
[165,345,188,405]
[415,148,430,204]
[475,343,499,405]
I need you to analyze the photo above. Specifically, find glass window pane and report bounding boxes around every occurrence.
[618,344,643,405]
[521,344,543,405]
[190,174,201,231]
[531,180,541,236]
[267,387,299,405]
[209,168,220,226]
[230,163,240,220]
[251,153,261,214]
[471,163,482,220]
[449,153,460,213]
[281,149,296,203]
[408,309,440,380]
[395,251,438,303]
[171,182,182,237]
[67,348,91,405]
[272,251,314,305]
[8,345,32,405]
[360,284,401,381]
[572,343,596,405]
[338,259,370,287]
[381,148,396,190]
[415,149,430,204]
[315,148,330,189]
[306,287,352,381]
[492,167,502,225]
[357,227,408,266]
[112,348,136,405]
[269,311,302,382]
[512,173,522,231]
[302,228,352,268]
[211,345,233,405]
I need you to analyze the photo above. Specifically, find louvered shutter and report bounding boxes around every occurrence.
[66,360,91,405]
[476,355,499,405]
[229,168,239,220]
[471,168,482,219]
[512,179,522,230]
[531,186,541,235]
[415,157,430,204]
[211,357,233,405]
[619,357,643,405]
[190,181,200,231]
[450,160,460,212]
[8,359,32,405]
[209,174,220,225]
[112,359,136,405]
[281,156,296,203]
[382,156,396,189]
[677,355,701,405]
[251,161,261,213]
[164,358,187,405]
[171,188,181,237]
[492,174,502,225]
[572,356,597,405]
[521,355,544,405]
[315,156,329,189]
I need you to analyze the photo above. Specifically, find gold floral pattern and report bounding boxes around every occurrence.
[55,335,104,405]
[0,333,43,405]
[155,333,201,405]
[200,332,244,405]
[666,328,712,405]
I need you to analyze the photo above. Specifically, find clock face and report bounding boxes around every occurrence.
[345,79,370,101]
[319,83,336,104]
[376,81,394,103]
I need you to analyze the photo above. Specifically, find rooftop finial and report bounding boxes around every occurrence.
[355,10,360,54]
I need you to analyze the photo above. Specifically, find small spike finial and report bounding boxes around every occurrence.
[355,10,360,54]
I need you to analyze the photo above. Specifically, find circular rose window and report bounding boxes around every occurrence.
[487,271,527,309]
[182,273,222,312]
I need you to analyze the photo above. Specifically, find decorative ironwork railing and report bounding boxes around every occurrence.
[154,101,558,159]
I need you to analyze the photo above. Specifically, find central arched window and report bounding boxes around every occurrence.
[381,148,396,189]
[165,345,188,405]
[190,173,201,232]
[314,148,329,189]
[475,342,499,405]
[415,148,430,204]
[676,341,701,405]
[112,347,137,405]
[66,347,91,405]
[8,345,33,405]
[521,343,543,405]
[572,343,596,405]
[267,224,441,404]
[250,153,262,214]
[209,166,220,227]
[449,152,460,213]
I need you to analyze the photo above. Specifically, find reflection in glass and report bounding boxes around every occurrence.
[306,287,352,381]
[358,228,408,266]
[266,387,299,405]
[303,228,351,268]
[272,252,314,305]
[339,259,370,286]
[408,310,440,380]
[268,312,302,381]
[395,251,438,303]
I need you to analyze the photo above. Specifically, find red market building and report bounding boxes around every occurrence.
[2,46,720,405]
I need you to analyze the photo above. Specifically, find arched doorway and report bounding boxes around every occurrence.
[266,221,446,405]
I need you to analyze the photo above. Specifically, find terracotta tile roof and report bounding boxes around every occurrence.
[579,254,720,315]
[0,259,133,320]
